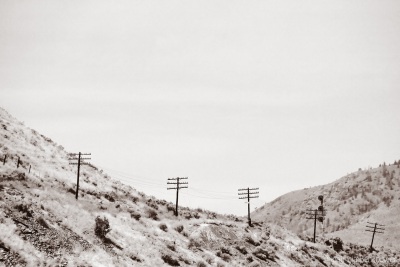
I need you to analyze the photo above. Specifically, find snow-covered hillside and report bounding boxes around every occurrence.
[1,107,398,266]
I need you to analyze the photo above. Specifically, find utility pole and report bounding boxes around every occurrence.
[17,156,20,168]
[365,222,385,252]
[306,210,318,243]
[306,195,326,243]
[238,187,259,226]
[3,155,6,165]
[167,177,188,216]
[69,152,91,200]
[29,165,31,173]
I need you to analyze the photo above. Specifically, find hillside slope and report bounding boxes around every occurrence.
[252,162,400,251]
[1,106,398,266]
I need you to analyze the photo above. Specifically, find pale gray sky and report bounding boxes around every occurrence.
[1,0,399,215]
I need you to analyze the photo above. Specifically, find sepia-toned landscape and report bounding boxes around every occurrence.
[1,108,399,266]
[1,1,399,266]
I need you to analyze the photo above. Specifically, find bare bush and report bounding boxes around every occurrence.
[236,245,248,255]
[174,225,184,233]
[188,238,202,250]
[146,208,158,220]
[95,216,111,239]
[14,203,33,217]
[253,247,276,262]
[129,210,141,221]
[246,235,260,246]
[159,223,168,232]
[161,254,180,266]
[167,243,176,251]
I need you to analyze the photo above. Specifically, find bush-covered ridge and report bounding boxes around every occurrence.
[253,161,400,251]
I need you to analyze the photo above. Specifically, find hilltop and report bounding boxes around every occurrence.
[252,161,400,251]
[1,106,398,266]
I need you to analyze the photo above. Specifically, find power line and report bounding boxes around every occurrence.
[98,165,238,200]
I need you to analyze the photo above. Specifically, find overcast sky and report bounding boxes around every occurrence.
[1,0,399,215]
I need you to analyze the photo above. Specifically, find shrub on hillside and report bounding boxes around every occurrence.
[216,251,231,262]
[220,247,232,255]
[156,199,167,206]
[207,212,217,219]
[95,216,111,239]
[14,203,33,217]
[146,208,158,220]
[325,237,343,252]
[131,196,139,204]
[129,210,141,221]
[67,188,75,195]
[159,223,168,232]
[188,238,202,250]
[104,193,115,202]
[166,243,176,251]
[216,247,232,262]
[178,256,191,265]
[204,255,213,264]
[161,254,180,266]
[252,247,276,262]
[174,225,184,233]
[196,261,207,267]
[245,235,260,246]
[146,199,159,210]
[166,205,175,213]
[246,256,254,263]
[236,245,248,255]
[128,253,143,263]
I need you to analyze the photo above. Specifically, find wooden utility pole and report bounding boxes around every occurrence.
[3,155,6,165]
[306,195,326,243]
[167,177,188,216]
[306,210,318,243]
[69,152,91,200]
[306,209,327,243]
[17,156,20,168]
[238,187,259,226]
[365,222,385,252]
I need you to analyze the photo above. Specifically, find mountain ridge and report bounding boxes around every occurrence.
[252,160,400,251]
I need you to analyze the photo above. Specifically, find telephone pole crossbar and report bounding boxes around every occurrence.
[167,177,188,217]
[365,222,385,252]
[69,152,91,200]
[238,187,259,227]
